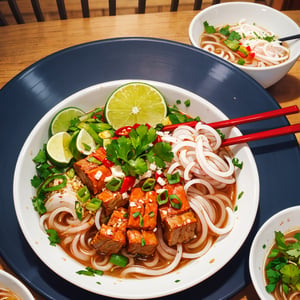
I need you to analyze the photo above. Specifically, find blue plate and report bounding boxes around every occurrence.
[0,38,299,300]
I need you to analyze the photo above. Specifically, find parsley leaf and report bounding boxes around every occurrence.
[219,25,230,36]
[32,195,47,215]
[228,31,241,41]
[46,229,60,246]
[203,21,216,33]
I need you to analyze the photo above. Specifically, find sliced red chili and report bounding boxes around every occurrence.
[236,50,247,58]
[246,46,251,51]
[249,52,255,59]
[115,126,133,137]
[102,158,114,167]
[120,176,136,194]
[153,135,162,144]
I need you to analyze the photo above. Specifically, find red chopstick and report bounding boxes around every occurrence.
[208,105,299,129]
[162,105,299,131]
[222,124,300,146]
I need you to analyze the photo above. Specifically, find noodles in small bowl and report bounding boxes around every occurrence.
[189,2,300,88]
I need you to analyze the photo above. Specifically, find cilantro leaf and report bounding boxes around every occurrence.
[275,231,287,251]
[32,195,47,215]
[228,31,241,41]
[219,25,230,36]
[46,229,60,246]
[31,175,43,188]
[203,21,216,34]
[33,147,47,164]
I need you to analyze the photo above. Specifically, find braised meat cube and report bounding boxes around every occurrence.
[127,229,158,256]
[89,147,107,162]
[162,211,197,247]
[127,188,158,231]
[90,224,126,255]
[158,183,191,222]
[107,207,128,232]
[96,190,128,216]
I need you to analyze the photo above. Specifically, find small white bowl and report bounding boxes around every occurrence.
[189,2,300,88]
[0,269,35,300]
[249,205,300,299]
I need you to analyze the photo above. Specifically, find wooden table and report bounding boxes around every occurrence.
[0,10,299,300]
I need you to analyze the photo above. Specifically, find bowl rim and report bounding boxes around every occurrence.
[249,205,300,299]
[0,269,35,300]
[188,1,300,71]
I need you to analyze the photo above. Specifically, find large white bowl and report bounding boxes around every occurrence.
[13,79,259,299]
[0,270,34,300]
[189,2,300,88]
[249,205,300,299]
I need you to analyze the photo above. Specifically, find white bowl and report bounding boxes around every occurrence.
[189,2,300,88]
[13,79,259,299]
[249,205,300,299]
[0,270,34,300]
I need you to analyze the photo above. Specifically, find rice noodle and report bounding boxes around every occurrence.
[199,19,290,67]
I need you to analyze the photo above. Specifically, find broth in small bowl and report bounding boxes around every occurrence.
[189,2,300,88]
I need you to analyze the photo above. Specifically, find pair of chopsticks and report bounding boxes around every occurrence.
[162,105,300,146]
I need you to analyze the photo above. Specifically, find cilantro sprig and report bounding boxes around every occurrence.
[265,231,300,295]
[105,125,174,177]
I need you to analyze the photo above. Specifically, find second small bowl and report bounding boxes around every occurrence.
[189,2,300,88]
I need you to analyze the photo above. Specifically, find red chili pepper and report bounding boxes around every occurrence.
[115,126,133,137]
[102,158,114,168]
[155,172,163,180]
[236,50,247,58]
[249,52,255,59]
[153,135,162,144]
[162,120,198,131]
[246,46,251,51]
[120,176,136,194]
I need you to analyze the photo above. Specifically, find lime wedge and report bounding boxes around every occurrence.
[46,132,73,167]
[49,107,84,136]
[76,128,96,156]
[104,82,167,129]
[69,131,84,161]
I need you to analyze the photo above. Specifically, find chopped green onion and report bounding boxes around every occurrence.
[184,99,190,107]
[237,58,245,65]
[86,198,102,211]
[142,178,156,191]
[133,212,144,227]
[76,267,103,276]
[169,194,182,209]
[141,237,146,247]
[109,254,128,267]
[87,156,102,165]
[66,168,75,179]
[75,201,83,220]
[166,172,180,184]
[157,190,169,205]
[105,177,123,192]
[77,186,90,203]
[149,211,155,218]
[40,174,67,193]
[232,157,243,169]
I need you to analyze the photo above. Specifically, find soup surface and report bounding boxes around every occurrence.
[199,20,290,67]
[265,229,300,299]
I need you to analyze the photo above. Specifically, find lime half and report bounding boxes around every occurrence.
[46,132,73,167]
[104,82,167,129]
[49,107,84,136]
[76,128,96,156]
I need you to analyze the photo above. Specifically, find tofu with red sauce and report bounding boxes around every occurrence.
[127,229,158,256]
[127,188,158,231]
[90,224,126,255]
[157,183,191,222]
[163,211,197,246]
[107,207,128,232]
[96,189,128,216]
[73,147,112,195]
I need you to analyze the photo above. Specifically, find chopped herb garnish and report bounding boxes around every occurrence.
[219,25,230,36]
[141,237,146,247]
[32,195,46,215]
[109,254,128,267]
[184,99,191,107]
[166,172,181,184]
[175,279,181,283]
[76,267,104,276]
[227,31,241,41]
[46,229,60,246]
[133,212,144,227]
[203,21,216,34]
[265,231,300,295]
[232,157,243,169]
[176,100,181,105]
[237,58,245,65]
[75,201,83,220]
[238,191,244,200]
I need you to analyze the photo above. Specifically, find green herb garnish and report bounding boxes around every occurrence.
[46,229,60,246]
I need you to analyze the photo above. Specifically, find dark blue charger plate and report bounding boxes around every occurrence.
[0,38,299,300]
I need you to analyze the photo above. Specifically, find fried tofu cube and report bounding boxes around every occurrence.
[127,229,158,256]
[90,224,126,255]
[107,207,128,232]
[127,188,158,231]
[158,183,191,222]
[96,190,128,216]
[89,147,107,162]
[163,211,197,246]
